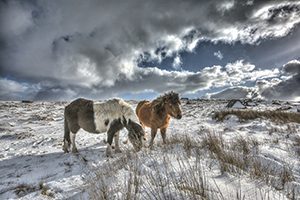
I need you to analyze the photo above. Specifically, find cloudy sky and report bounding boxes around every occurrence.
[0,0,300,101]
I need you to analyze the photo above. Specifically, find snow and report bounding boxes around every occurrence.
[232,101,245,108]
[0,100,299,199]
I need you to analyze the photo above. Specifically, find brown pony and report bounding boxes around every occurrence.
[136,91,182,147]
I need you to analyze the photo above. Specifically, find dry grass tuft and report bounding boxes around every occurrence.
[86,143,218,200]
[293,136,300,157]
[39,182,55,197]
[86,132,297,199]
[202,132,296,194]
[14,184,37,197]
[213,109,300,124]
[202,133,249,174]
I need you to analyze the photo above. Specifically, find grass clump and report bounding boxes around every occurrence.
[213,109,300,124]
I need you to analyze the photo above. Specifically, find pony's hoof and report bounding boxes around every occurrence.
[63,142,70,153]
[106,153,113,158]
[106,148,113,157]
[115,148,122,153]
[63,149,69,153]
[148,143,154,149]
[71,148,78,153]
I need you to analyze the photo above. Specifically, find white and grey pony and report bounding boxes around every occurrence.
[63,98,145,157]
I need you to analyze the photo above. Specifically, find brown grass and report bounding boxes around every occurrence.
[14,184,37,197]
[201,133,248,174]
[202,132,296,194]
[86,142,218,200]
[86,132,297,199]
[213,109,300,124]
[293,136,300,157]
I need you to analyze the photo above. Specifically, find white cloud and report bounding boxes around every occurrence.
[1,0,300,100]
[0,78,40,100]
[217,0,235,14]
[71,60,284,100]
[206,59,300,101]
[213,50,223,60]
[172,55,182,69]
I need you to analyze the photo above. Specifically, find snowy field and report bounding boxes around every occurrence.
[0,99,300,199]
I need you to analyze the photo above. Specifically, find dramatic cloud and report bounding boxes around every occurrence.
[0,0,300,100]
[209,60,300,101]
[28,60,279,100]
[0,78,40,100]
[259,60,300,100]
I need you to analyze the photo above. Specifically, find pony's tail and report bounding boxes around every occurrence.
[136,100,148,116]
[63,116,71,153]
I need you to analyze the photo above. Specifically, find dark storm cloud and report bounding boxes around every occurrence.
[0,0,300,100]
[259,60,300,100]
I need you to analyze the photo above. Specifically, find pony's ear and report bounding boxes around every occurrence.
[161,96,169,105]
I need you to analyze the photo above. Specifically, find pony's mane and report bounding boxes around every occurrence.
[118,99,139,123]
[94,98,138,123]
[151,91,180,115]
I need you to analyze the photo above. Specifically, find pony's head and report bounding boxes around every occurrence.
[153,91,182,119]
[124,119,145,151]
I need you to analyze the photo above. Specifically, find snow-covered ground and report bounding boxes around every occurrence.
[0,99,299,199]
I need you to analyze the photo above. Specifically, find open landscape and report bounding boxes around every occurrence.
[1,0,300,199]
[0,99,299,199]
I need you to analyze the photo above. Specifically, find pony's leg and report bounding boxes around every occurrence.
[63,118,71,153]
[106,119,124,157]
[149,128,157,148]
[141,123,147,141]
[160,128,167,144]
[68,122,79,153]
[114,131,122,153]
[70,132,78,153]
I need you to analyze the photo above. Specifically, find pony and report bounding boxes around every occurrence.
[136,91,182,147]
[63,98,145,157]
